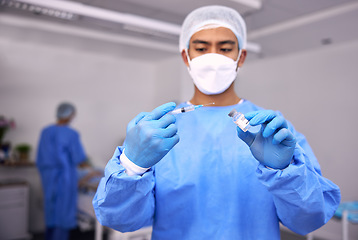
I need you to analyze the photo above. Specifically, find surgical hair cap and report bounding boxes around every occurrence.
[179,5,247,52]
[56,102,76,120]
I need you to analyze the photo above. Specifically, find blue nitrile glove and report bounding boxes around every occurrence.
[124,102,179,168]
[236,110,297,170]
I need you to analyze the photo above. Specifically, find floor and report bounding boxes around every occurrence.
[31,228,106,240]
[31,229,323,240]
[281,231,312,240]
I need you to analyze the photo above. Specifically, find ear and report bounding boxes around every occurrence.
[181,50,190,67]
[237,49,247,68]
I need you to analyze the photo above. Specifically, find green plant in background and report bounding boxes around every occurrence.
[15,143,31,154]
[15,143,32,162]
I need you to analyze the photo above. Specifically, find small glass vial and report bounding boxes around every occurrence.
[228,109,250,132]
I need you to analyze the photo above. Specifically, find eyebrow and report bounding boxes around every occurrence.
[192,40,209,44]
[191,40,237,45]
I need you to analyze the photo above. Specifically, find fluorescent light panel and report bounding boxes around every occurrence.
[17,0,182,35]
[14,0,261,53]
[228,0,262,10]
[0,13,179,53]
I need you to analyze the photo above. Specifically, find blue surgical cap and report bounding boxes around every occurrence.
[57,102,76,120]
[179,5,247,52]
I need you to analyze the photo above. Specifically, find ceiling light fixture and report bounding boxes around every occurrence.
[0,13,179,53]
[2,0,74,20]
[228,0,262,10]
[14,0,262,53]
[17,0,182,35]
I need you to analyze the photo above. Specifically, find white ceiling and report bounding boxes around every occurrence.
[73,0,355,29]
[1,0,358,61]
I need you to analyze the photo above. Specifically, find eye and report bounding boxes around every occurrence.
[195,48,207,52]
[220,48,233,52]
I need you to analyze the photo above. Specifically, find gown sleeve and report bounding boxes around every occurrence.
[70,131,87,165]
[256,124,341,235]
[92,146,155,232]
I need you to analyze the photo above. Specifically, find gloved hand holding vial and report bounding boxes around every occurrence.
[232,109,297,170]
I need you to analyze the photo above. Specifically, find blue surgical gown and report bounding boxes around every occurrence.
[93,100,341,239]
[37,124,86,229]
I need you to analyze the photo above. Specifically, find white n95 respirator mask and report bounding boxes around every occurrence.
[187,51,241,95]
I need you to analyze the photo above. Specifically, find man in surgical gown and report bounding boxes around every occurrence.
[37,102,87,240]
[93,6,341,240]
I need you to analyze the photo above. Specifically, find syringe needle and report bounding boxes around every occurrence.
[202,102,215,107]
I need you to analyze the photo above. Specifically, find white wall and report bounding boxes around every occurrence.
[234,40,358,239]
[153,56,184,106]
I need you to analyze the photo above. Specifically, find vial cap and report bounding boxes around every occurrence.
[228,109,237,117]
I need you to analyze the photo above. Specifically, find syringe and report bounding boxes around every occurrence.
[170,102,215,114]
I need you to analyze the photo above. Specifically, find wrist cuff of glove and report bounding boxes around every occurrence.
[120,149,150,176]
[265,159,294,171]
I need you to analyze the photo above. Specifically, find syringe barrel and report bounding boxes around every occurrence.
[183,105,196,112]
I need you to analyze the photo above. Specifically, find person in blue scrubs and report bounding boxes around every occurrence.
[37,102,87,240]
[93,6,341,239]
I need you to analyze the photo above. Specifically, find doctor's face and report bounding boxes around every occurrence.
[187,27,240,61]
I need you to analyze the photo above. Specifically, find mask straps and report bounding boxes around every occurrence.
[185,49,192,70]
[235,49,242,71]
[236,49,242,63]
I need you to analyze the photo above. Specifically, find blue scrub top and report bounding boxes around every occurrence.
[93,100,340,239]
[37,124,86,229]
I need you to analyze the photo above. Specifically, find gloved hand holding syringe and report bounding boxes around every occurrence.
[124,102,215,169]
[169,102,215,114]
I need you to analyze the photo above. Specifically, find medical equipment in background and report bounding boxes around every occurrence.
[334,201,358,240]
[78,192,103,240]
[170,102,215,114]
[228,108,250,132]
[0,180,31,240]
[107,226,152,240]
[77,168,105,240]
[77,167,153,240]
